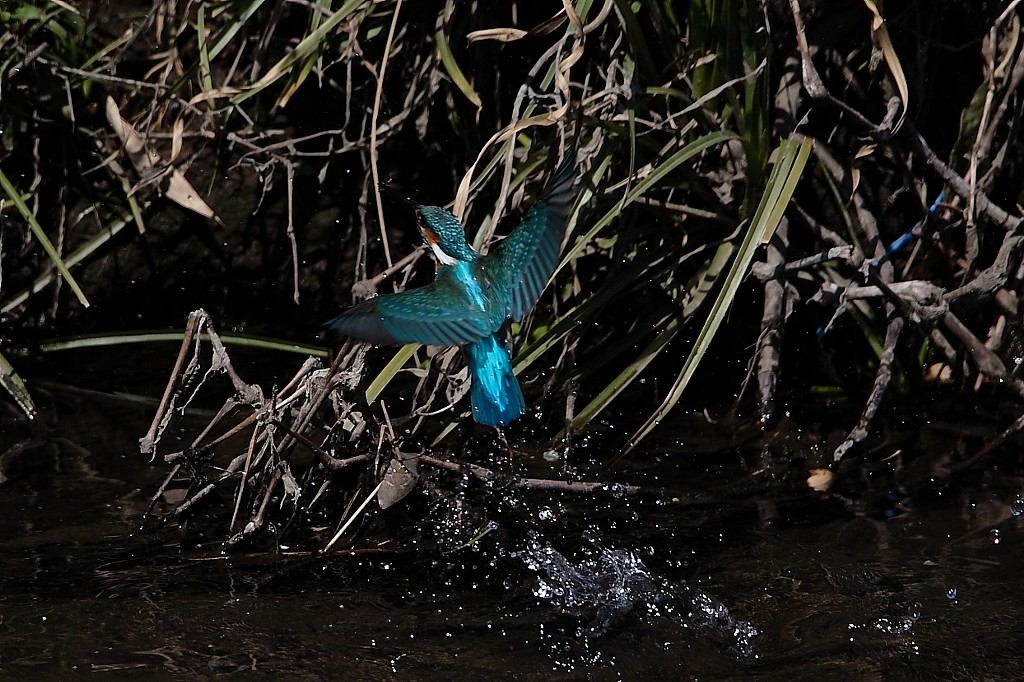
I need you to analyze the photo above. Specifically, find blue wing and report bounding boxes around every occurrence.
[489,144,577,321]
[326,271,493,346]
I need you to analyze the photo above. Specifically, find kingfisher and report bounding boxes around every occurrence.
[327,144,577,428]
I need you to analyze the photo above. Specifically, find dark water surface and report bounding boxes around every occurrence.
[3,349,1024,680]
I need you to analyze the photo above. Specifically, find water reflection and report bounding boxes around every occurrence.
[3,356,1024,677]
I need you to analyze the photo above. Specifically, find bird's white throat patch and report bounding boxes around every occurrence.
[429,242,457,266]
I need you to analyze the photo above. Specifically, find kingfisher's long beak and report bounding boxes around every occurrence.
[379,183,420,212]
[379,183,440,253]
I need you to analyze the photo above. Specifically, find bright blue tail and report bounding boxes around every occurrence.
[464,334,525,428]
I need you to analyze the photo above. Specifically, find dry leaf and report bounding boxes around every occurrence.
[105,96,160,175]
[850,143,877,196]
[171,117,184,161]
[377,452,420,510]
[861,0,908,133]
[467,27,528,43]
[105,96,218,221]
[467,7,565,43]
[279,460,300,505]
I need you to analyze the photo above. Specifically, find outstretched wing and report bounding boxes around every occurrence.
[489,144,577,321]
[326,272,492,346]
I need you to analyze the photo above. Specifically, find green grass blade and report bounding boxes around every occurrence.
[610,0,657,80]
[207,0,268,61]
[197,4,213,94]
[365,343,420,404]
[36,332,331,358]
[622,135,814,453]
[0,350,37,419]
[0,202,136,313]
[559,130,738,267]
[0,168,90,308]
[564,240,735,435]
[430,419,463,446]
[277,0,334,106]
[568,309,684,433]
[515,252,670,373]
[435,24,482,109]
[230,0,366,106]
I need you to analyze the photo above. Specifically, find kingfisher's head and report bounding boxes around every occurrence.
[416,205,477,265]
[380,184,477,265]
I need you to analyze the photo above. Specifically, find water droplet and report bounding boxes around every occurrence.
[946,587,958,600]
[990,528,1002,544]
[605,483,627,498]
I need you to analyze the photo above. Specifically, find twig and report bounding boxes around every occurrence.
[833,317,904,462]
[223,465,283,549]
[419,454,640,495]
[145,462,182,517]
[368,0,404,268]
[285,160,300,304]
[972,6,1024,197]
[169,452,249,520]
[140,309,205,457]
[164,408,260,463]
[788,0,888,135]
[365,247,425,289]
[279,422,372,471]
[206,324,263,405]
[323,481,384,552]
[945,235,1024,303]
[754,219,790,425]
[904,120,1021,233]
[952,409,1024,474]
[274,344,354,459]
[230,424,263,533]
[940,311,1009,380]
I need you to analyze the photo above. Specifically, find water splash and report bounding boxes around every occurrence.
[851,601,925,636]
[516,536,759,660]
[1010,497,1024,517]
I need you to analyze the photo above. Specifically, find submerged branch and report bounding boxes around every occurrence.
[419,454,641,496]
